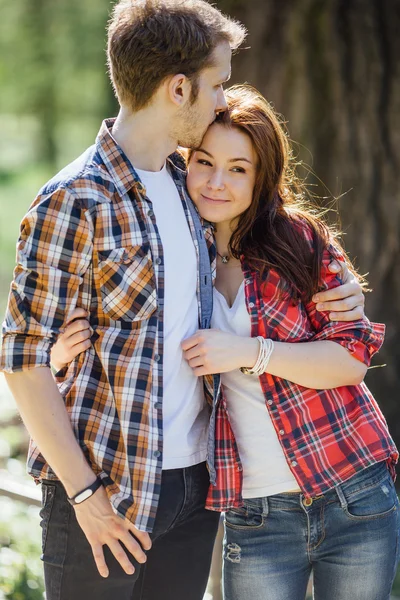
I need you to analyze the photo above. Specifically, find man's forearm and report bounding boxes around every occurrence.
[5,366,96,496]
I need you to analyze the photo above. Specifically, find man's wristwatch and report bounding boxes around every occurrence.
[67,478,102,506]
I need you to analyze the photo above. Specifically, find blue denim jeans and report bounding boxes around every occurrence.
[40,462,219,600]
[223,462,400,600]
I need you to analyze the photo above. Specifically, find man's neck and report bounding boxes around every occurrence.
[111,106,177,172]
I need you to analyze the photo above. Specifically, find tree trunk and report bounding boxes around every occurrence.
[218,0,400,446]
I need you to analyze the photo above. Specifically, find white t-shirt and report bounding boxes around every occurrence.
[211,281,299,498]
[135,163,208,469]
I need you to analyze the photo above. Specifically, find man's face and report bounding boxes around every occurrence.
[176,41,231,148]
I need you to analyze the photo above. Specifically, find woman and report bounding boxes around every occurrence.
[52,85,399,599]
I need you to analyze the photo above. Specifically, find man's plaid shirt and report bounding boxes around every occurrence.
[0,119,215,532]
[205,220,398,510]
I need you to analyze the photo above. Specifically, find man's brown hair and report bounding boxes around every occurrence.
[107,0,246,111]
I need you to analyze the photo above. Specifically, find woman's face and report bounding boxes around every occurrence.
[187,123,257,228]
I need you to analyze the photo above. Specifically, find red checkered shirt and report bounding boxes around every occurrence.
[205,220,397,510]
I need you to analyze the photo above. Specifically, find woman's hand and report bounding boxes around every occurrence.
[50,308,92,372]
[181,329,258,376]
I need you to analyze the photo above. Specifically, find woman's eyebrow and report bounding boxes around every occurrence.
[196,148,252,165]
[196,148,213,158]
[228,157,253,164]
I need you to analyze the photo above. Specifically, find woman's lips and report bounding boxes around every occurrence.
[201,194,229,205]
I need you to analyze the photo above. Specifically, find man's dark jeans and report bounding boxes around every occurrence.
[40,462,220,600]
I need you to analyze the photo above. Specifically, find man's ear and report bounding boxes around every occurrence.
[167,73,192,107]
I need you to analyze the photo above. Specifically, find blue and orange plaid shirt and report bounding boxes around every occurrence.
[205,220,398,510]
[0,119,216,532]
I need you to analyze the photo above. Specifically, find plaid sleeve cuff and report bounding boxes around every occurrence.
[0,333,54,373]
[312,320,385,366]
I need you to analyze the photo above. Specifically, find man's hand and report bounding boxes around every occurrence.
[50,308,92,372]
[312,261,365,321]
[73,484,152,578]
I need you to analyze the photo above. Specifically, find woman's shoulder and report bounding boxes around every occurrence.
[286,210,340,256]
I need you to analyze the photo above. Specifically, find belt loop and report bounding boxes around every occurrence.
[262,496,270,517]
[335,483,347,509]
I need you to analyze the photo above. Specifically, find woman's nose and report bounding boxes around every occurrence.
[207,171,225,190]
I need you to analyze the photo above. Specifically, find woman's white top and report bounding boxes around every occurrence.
[211,281,299,498]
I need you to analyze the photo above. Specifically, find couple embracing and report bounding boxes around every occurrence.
[1,1,398,599]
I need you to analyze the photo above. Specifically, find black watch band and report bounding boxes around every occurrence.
[67,478,102,506]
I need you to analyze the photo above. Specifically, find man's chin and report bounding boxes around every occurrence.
[179,125,210,149]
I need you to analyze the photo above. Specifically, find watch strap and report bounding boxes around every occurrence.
[67,478,102,506]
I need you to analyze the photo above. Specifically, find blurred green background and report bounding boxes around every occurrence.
[0,0,399,598]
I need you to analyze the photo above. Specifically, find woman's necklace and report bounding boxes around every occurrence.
[217,251,230,264]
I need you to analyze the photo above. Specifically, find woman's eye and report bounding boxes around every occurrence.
[232,167,245,173]
[197,159,212,166]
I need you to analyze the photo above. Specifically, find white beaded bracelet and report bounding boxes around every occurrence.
[240,336,274,375]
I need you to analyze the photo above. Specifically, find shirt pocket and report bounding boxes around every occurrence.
[97,245,157,322]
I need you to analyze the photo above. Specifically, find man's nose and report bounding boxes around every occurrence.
[216,88,228,114]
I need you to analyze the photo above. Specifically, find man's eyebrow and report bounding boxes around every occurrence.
[196,148,253,165]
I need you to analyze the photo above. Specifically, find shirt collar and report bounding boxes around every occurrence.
[95,118,146,198]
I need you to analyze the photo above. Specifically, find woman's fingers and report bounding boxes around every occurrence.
[71,339,92,354]
[65,307,88,325]
[188,356,204,369]
[182,345,202,361]
[64,319,91,339]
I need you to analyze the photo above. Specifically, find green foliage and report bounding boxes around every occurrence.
[0,498,44,600]
[0,0,117,167]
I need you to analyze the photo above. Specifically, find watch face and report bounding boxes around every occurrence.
[75,489,93,504]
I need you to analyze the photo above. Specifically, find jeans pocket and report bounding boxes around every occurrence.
[225,499,264,530]
[40,483,56,553]
[342,470,397,522]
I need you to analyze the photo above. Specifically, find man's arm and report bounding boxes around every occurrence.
[5,367,150,577]
[1,189,150,576]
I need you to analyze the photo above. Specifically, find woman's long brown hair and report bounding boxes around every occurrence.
[211,84,362,302]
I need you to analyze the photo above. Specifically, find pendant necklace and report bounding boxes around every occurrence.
[217,251,230,264]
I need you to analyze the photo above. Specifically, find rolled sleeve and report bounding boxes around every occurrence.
[306,241,385,366]
[0,187,93,373]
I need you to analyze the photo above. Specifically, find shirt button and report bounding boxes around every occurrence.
[248,302,255,308]
[154,354,161,362]
[155,257,162,265]
[291,461,298,467]
[147,209,154,217]
[153,450,161,458]
[154,402,162,410]
[267,399,273,405]
[279,429,285,435]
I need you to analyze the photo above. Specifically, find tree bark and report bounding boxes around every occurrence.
[218,0,400,445]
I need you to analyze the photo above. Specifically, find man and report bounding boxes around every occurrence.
[0,1,365,599]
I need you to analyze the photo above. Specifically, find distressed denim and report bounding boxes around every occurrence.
[223,462,400,600]
[40,462,219,600]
